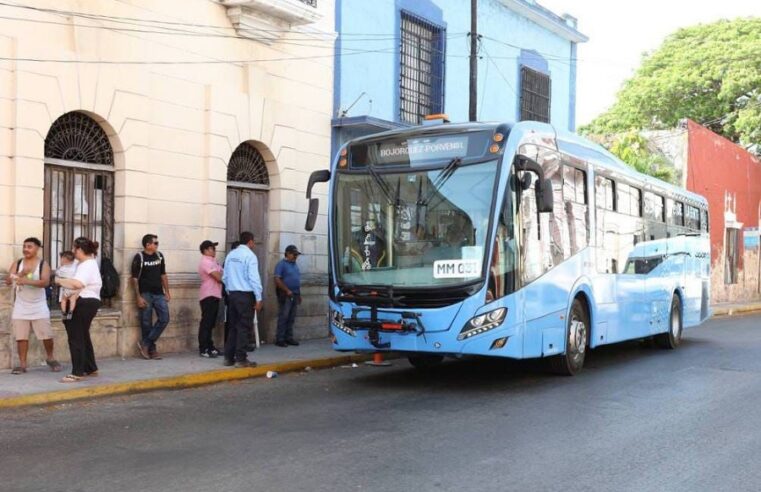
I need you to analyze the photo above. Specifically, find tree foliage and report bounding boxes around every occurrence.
[583,18,761,152]
[607,132,675,184]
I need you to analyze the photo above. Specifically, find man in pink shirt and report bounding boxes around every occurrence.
[197,240,224,357]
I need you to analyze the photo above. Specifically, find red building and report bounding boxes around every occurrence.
[684,120,761,303]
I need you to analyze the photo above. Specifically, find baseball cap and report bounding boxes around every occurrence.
[199,240,219,252]
[285,244,301,255]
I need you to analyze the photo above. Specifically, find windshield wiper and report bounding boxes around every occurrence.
[418,157,461,207]
[367,164,396,205]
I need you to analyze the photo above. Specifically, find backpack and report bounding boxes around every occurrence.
[16,258,52,300]
[100,257,119,299]
[135,251,164,280]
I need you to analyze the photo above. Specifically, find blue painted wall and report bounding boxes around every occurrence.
[334,0,583,145]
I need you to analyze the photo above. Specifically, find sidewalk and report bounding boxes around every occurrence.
[711,301,761,317]
[0,339,373,409]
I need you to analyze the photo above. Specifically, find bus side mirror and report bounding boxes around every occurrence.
[515,155,553,213]
[305,169,331,231]
[536,178,554,213]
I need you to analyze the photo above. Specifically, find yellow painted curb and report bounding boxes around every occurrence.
[0,353,378,409]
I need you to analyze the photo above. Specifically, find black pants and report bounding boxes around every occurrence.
[63,298,100,377]
[224,291,254,362]
[198,296,220,353]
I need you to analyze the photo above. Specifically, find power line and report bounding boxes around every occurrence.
[0,14,430,50]
[0,47,402,65]
[0,1,467,37]
[481,44,518,98]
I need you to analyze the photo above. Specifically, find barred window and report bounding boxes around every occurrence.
[43,112,114,302]
[228,142,270,187]
[399,12,445,124]
[520,66,551,123]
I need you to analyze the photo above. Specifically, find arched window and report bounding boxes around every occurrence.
[43,112,115,279]
[227,142,270,187]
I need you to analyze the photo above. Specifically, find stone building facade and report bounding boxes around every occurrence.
[0,0,334,369]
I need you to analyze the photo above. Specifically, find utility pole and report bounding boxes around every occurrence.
[469,0,478,122]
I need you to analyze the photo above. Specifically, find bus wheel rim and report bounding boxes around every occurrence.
[671,306,680,338]
[570,318,586,358]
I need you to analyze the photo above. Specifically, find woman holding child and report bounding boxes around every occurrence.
[55,237,102,383]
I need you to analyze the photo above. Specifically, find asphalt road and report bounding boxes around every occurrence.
[3,314,761,492]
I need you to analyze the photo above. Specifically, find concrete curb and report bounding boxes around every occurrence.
[712,305,761,317]
[0,353,381,409]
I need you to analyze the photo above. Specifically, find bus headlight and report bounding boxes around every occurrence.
[458,308,507,341]
[331,310,356,337]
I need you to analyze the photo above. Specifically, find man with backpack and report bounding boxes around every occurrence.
[131,234,170,360]
[4,237,62,374]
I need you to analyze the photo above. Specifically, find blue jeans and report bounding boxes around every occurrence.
[140,292,169,351]
[276,296,298,343]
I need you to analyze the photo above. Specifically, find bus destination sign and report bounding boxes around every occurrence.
[349,131,491,168]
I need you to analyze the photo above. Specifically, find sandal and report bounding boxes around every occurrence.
[60,374,82,383]
[11,366,26,375]
[46,359,63,372]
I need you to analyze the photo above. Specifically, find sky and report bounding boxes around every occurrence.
[536,0,760,126]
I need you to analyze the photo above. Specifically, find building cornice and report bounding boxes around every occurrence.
[215,0,324,43]
[498,0,588,43]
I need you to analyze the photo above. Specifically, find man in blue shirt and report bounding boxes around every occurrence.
[274,244,302,347]
[221,231,262,367]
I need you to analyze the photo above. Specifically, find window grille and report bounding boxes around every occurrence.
[399,12,445,124]
[45,112,114,165]
[228,143,270,186]
[519,66,551,123]
[43,113,114,306]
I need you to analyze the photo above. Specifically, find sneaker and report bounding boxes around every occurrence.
[209,347,222,357]
[235,360,257,368]
[137,341,150,360]
[286,339,300,346]
[223,359,235,367]
[149,350,163,360]
[200,350,211,358]
[275,341,288,348]
[246,344,256,352]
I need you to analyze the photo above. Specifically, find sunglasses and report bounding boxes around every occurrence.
[150,241,159,246]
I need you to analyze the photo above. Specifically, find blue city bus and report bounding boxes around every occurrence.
[305,119,710,375]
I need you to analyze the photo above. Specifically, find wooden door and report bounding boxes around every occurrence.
[226,187,268,278]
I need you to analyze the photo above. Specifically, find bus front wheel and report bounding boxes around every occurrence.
[408,354,444,370]
[550,298,589,376]
[655,295,682,349]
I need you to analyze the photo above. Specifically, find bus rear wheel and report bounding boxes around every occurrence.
[549,298,589,376]
[408,354,444,370]
[655,295,682,349]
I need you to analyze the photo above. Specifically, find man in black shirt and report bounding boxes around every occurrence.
[131,234,171,360]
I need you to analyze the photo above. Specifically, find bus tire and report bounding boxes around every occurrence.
[655,295,682,349]
[549,298,589,376]
[408,354,444,370]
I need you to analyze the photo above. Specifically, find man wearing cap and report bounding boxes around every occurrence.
[274,245,302,347]
[197,240,223,358]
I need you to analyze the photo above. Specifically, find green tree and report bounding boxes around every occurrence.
[607,132,675,184]
[583,18,761,152]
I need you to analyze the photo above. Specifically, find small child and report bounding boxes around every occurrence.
[56,251,80,319]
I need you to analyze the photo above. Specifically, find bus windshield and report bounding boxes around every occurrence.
[333,160,499,288]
